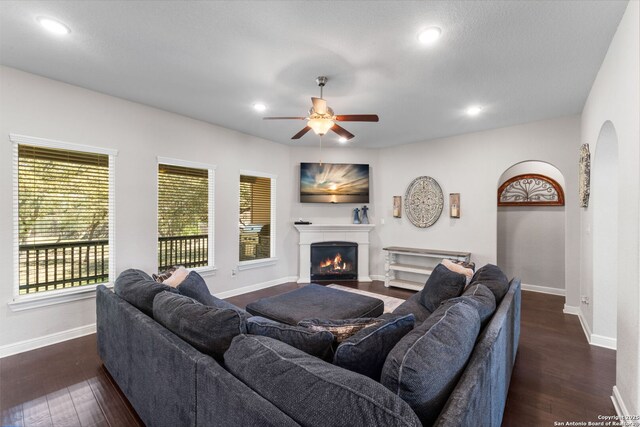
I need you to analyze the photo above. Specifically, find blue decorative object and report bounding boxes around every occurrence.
[361,205,369,224]
[352,208,361,224]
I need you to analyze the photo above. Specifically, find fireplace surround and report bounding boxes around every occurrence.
[294,224,375,283]
[310,241,358,281]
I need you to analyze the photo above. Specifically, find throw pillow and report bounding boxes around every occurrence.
[153,291,248,359]
[381,301,481,426]
[225,335,422,427]
[152,266,178,283]
[469,264,510,302]
[247,316,334,361]
[176,271,247,313]
[298,318,384,343]
[419,263,467,312]
[163,266,189,287]
[442,258,474,285]
[114,268,178,317]
[334,313,415,381]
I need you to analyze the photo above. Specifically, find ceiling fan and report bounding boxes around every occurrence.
[263,76,379,141]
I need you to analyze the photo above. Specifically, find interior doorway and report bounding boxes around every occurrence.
[497,161,566,292]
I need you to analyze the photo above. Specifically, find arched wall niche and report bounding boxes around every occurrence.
[590,120,619,341]
[497,160,566,291]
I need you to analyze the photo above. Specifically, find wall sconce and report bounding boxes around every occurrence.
[450,193,460,218]
[393,196,402,218]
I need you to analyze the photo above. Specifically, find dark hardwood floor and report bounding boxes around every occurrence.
[0,281,615,426]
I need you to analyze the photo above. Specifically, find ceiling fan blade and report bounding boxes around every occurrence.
[311,97,327,115]
[335,114,379,122]
[263,117,307,120]
[330,124,355,140]
[292,126,312,139]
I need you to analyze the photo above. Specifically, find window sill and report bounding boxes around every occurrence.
[191,266,217,277]
[8,282,113,312]
[237,257,278,271]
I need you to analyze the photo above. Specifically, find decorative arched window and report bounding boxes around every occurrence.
[498,174,565,206]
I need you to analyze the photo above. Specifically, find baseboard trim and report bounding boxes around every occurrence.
[214,276,297,299]
[591,334,617,350]
[564,306,617,350]
[612,385,630,417]
[563,304,581,315]
[520,283,565,296]
[0,323,96,359]
[370,275,385,281]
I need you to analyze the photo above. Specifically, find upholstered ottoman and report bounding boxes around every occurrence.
[245,284,384,325]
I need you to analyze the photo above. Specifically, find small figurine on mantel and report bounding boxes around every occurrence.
[352,208,361,224]
[361,205,370,224]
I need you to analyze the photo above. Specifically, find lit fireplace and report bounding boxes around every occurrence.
[310,241,357,281]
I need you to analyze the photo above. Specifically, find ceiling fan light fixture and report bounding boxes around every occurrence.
[308,118,334,136]
[338,137,348,143]
[418,26,441,45]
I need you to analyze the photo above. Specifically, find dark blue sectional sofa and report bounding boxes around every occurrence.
[96,273,520,426]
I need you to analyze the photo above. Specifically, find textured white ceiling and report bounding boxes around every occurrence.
[0,1,628,148]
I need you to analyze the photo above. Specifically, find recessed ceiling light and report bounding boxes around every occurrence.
[253,103,267,112]
[37,17,71,35]
[466,105,483,116]
[418,27,441,45]
[338,137,348,143]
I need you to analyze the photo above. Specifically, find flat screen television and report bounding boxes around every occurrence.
[300,162,369,203]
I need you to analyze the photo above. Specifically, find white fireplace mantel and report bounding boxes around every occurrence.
[294,224,375,283]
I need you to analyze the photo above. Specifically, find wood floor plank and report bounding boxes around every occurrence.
[68,381,106,427]
[46,387,81,427]
[87,374,143,427]
[21,395,53,427]
[1,403,24,427]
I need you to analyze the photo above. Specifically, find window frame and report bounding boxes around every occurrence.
[9,133,118,311]
[157,157,216,275]
[238,169,277,270]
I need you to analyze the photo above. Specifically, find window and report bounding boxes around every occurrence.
[13,135,115,296]
[157,158,215,272]
[239,171,276,266]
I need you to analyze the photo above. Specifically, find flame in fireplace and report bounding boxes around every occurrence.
[320,253,346,270]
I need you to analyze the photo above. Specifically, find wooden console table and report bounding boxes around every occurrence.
[383,247,471,291]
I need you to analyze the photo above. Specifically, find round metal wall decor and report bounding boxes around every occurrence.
[404,176,444,228]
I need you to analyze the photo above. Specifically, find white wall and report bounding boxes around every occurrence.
[375,116,580,294]
[580,0,640,415]
[0,66,296,353]
[497,161,566,291]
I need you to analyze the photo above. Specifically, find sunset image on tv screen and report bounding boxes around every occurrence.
[300,163,369,203]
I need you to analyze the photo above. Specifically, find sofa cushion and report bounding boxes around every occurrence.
[470,264,510,302]
[176,271,247,313]
[114,268,178,317]
[381,301,481,426]
[298,318,384,343]
[462,283,497,325]
[392,292,432,324]
[439,283,497,328]
[334,313,415,381]
[419,264,467,312]
[247,316,334,361]
[152,291,248,359]
[225,334,422,427]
